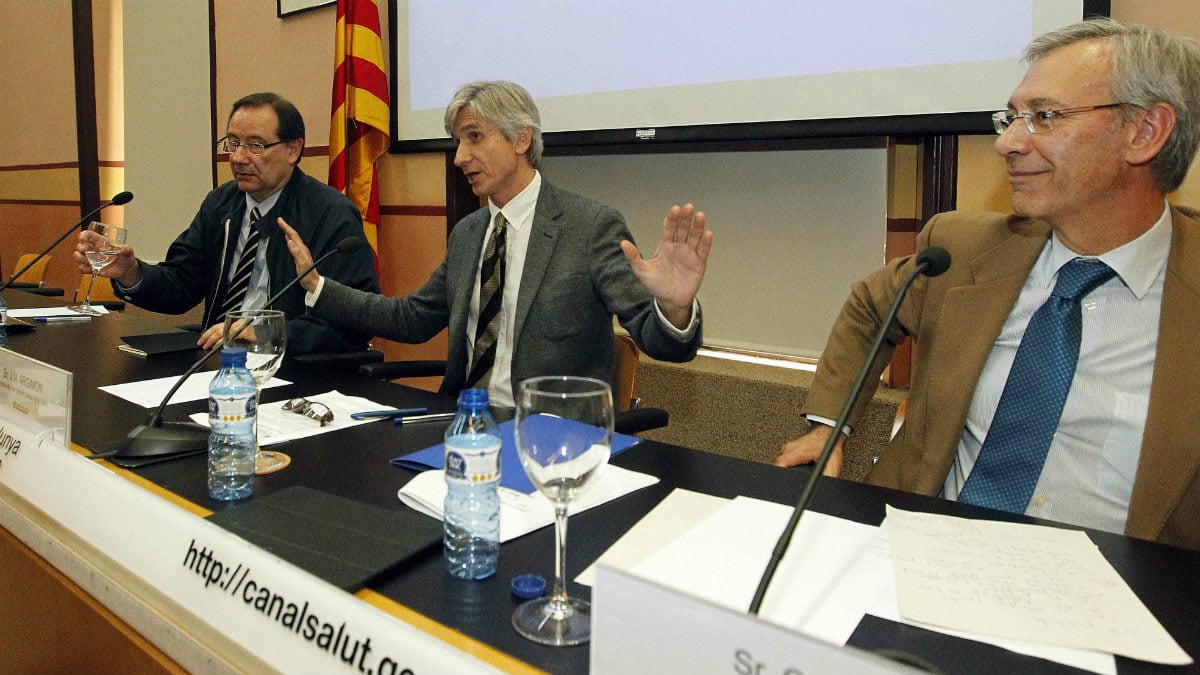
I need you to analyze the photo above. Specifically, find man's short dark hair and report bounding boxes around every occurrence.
[230,92,306,145]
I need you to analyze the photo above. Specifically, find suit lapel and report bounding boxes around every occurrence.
[512,183,563,348]
[1126,207,1200,541]
[445,209,491,389]
[915,224,1049,492]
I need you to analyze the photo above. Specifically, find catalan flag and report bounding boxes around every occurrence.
[329,0,390,257]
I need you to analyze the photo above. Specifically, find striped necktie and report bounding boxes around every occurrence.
[218,206,262,322]
[958,258,1118,513]
[465,212,507,389]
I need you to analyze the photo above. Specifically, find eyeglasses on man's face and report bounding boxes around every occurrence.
[992,102,1128,135]
[217,136,287,155]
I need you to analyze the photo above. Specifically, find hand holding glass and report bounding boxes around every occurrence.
[73,221,126,315]
[223,309,288,474]
[512,376,613,646]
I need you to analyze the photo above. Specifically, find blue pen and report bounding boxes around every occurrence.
[350,407,428,420]
[34,316,92,323]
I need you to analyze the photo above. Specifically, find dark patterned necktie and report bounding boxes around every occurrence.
[958,258,1118,512]
[465,212,507,388]
[218,206,262,322]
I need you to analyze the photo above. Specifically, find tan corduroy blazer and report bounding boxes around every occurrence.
[803,207,1200,550]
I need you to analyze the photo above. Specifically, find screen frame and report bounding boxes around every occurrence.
[387,0,1111,155]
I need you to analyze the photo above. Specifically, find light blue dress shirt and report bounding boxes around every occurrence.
[943,202,1172,535]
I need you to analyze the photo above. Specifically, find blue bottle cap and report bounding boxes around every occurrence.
[458,388,489,409]
[220,347,247,367]
[511,574,546,600]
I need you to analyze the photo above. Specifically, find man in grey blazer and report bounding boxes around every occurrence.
[777,18,1200,550]
[280,80,712,407]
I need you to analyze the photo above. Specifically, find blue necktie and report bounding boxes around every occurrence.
[958,258,1118,513]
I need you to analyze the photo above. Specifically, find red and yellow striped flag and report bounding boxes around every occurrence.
[329,0,390,257]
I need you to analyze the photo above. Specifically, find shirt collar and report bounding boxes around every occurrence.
[1041,201,1172,300]
[488,170,541,231]
[245,190,282,224]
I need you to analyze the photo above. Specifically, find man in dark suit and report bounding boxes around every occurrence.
[279,80,713,407]
[777,19,1200,550]
[73,92,380,355]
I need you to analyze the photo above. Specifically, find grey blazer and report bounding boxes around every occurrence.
[316,179,702,401]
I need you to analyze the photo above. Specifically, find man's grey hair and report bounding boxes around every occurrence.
[444,81,543,168]
[1027,17,1200,193]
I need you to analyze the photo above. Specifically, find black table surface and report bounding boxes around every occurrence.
[3,290,1197,675]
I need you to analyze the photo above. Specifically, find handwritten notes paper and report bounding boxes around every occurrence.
[885,506,1191,665]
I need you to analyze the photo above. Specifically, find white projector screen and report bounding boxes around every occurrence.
[392,0,1100,149]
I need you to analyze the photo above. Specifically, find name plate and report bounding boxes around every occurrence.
[0,348,501,674]
[0,348,72,468]
[0,429,503,674]
[591,564,921,675]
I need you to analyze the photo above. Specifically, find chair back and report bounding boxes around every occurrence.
[614,333,640,412]
[13,253,51,285]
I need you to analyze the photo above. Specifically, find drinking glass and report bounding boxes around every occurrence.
[223,309,289,474]
[512,376,613,646]
[73,221,126,315]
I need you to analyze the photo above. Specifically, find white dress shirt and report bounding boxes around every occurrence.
[466,172,542,408]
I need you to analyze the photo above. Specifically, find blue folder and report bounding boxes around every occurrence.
[392,419,641,494]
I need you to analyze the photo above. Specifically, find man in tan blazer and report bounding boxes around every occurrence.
[777,18,1200,551]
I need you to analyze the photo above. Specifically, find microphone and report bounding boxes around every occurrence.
[0,191,134,293]
[103,236,366,460]
[747,245,951,614]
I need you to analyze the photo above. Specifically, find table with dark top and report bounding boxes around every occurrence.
[3,289,1197,675]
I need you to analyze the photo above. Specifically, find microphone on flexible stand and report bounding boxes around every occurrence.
[747,246,952,615]
[0,191,134,293]
[97,236,366,461]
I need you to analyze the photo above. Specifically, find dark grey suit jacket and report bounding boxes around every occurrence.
[315,179,702,401]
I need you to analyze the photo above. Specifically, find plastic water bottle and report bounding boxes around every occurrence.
[443,388,501,579]
[208,347,257,501]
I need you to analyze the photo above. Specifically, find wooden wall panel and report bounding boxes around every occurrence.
[0,525,186,675]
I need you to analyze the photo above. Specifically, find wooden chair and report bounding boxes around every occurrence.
[8,254,65,296]
[12,253,51,286]
[613,333,639,412]
[611,332,669,433]
[358,333,669,434]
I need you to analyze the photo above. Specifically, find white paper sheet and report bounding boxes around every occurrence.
[188,390,389,446]
[397,464,658,542]
[9,305,109,318]
[576,488,727,586]
[624,493,1121,675]
[886,506,1192,665]
[100,372,289,408]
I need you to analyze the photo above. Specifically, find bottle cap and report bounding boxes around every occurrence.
[511,574,546,600]
[458,388,489,409]
[220,347,247,367]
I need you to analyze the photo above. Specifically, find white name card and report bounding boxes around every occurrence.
[591,564,922,675]
[0,348,71,450]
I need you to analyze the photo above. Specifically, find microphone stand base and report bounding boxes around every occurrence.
[118,421,210,459]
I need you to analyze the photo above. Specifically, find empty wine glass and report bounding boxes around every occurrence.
[72,221,126,315]
[512,375,613,646]
[223,309,288,474]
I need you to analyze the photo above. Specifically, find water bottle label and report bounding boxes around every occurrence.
[209,394,256,423]
[445,446,500,482]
